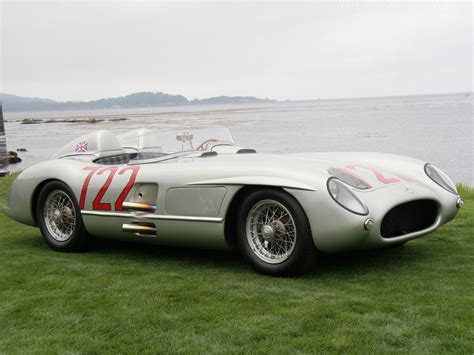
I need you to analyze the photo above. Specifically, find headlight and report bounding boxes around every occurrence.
[327,178,369,215]
[327,167,371,189]
[424,164,458,195]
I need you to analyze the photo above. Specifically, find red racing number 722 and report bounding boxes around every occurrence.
[79,166,140,211]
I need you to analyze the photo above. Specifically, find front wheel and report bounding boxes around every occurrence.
[37,181,92,252]
[237,189,318,276]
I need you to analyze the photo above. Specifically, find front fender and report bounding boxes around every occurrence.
[189,176,316,191]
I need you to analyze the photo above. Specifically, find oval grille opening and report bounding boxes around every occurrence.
[381,199,438,238]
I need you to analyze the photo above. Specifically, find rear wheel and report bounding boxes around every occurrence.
[37,181,92,252]
[237,189,318,276]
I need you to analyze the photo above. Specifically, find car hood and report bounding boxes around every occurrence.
[173,151,427,191]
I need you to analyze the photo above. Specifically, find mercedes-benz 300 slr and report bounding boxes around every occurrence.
[5,128,463,275]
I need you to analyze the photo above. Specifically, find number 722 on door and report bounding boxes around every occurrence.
[79,166,140,211]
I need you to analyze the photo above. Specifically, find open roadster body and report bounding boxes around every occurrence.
[5,128,463,275]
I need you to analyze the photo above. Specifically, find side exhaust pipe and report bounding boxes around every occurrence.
[122,202,156,213]
[122,223,157,236]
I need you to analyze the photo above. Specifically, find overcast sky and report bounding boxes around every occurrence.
[0,1,472,101]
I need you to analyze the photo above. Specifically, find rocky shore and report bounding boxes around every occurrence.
[21,117,128,125]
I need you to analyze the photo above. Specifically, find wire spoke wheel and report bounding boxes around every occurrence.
[43,190,76,242]
[246,199,297,264]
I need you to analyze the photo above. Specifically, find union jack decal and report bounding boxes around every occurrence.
[76,141,88,153]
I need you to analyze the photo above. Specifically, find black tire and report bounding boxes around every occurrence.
[37,180,92,252]
[236,189,318,276]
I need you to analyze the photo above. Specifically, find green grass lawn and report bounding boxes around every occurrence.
[0,175,473,354]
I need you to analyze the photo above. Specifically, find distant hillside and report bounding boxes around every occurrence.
[0,92,275,112]
[191,96,273,105]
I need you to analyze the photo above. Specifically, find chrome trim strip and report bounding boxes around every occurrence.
[81,210,224,223]
[82,210,130,218]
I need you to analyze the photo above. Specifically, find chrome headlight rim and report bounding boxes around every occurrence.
[327,177,369,216]
[327,167,371,190]
[424,163,458,195]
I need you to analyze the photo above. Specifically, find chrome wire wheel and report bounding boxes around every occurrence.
[246,199,297,264]
[43,190,76,242]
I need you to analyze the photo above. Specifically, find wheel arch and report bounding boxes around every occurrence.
[223,185,314,250]
[30,178,68,226]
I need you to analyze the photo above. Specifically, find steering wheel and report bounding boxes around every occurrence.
[196,138,218,151]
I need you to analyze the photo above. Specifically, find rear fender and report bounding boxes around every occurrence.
[5,159,90,226]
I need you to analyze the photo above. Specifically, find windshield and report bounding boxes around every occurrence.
[118,127,234,159]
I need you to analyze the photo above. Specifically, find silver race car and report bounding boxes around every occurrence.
[5,128,463,275]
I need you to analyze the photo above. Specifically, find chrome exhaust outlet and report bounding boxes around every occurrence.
[122,223,157,236]
[122,202,156,213]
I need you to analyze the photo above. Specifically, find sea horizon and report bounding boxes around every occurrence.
[2,92,473,186]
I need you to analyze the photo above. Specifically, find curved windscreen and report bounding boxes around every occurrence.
[117,127,234,159]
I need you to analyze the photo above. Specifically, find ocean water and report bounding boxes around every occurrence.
[3,93,473,185]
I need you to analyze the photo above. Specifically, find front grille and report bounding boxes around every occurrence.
[380,199,438,238]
